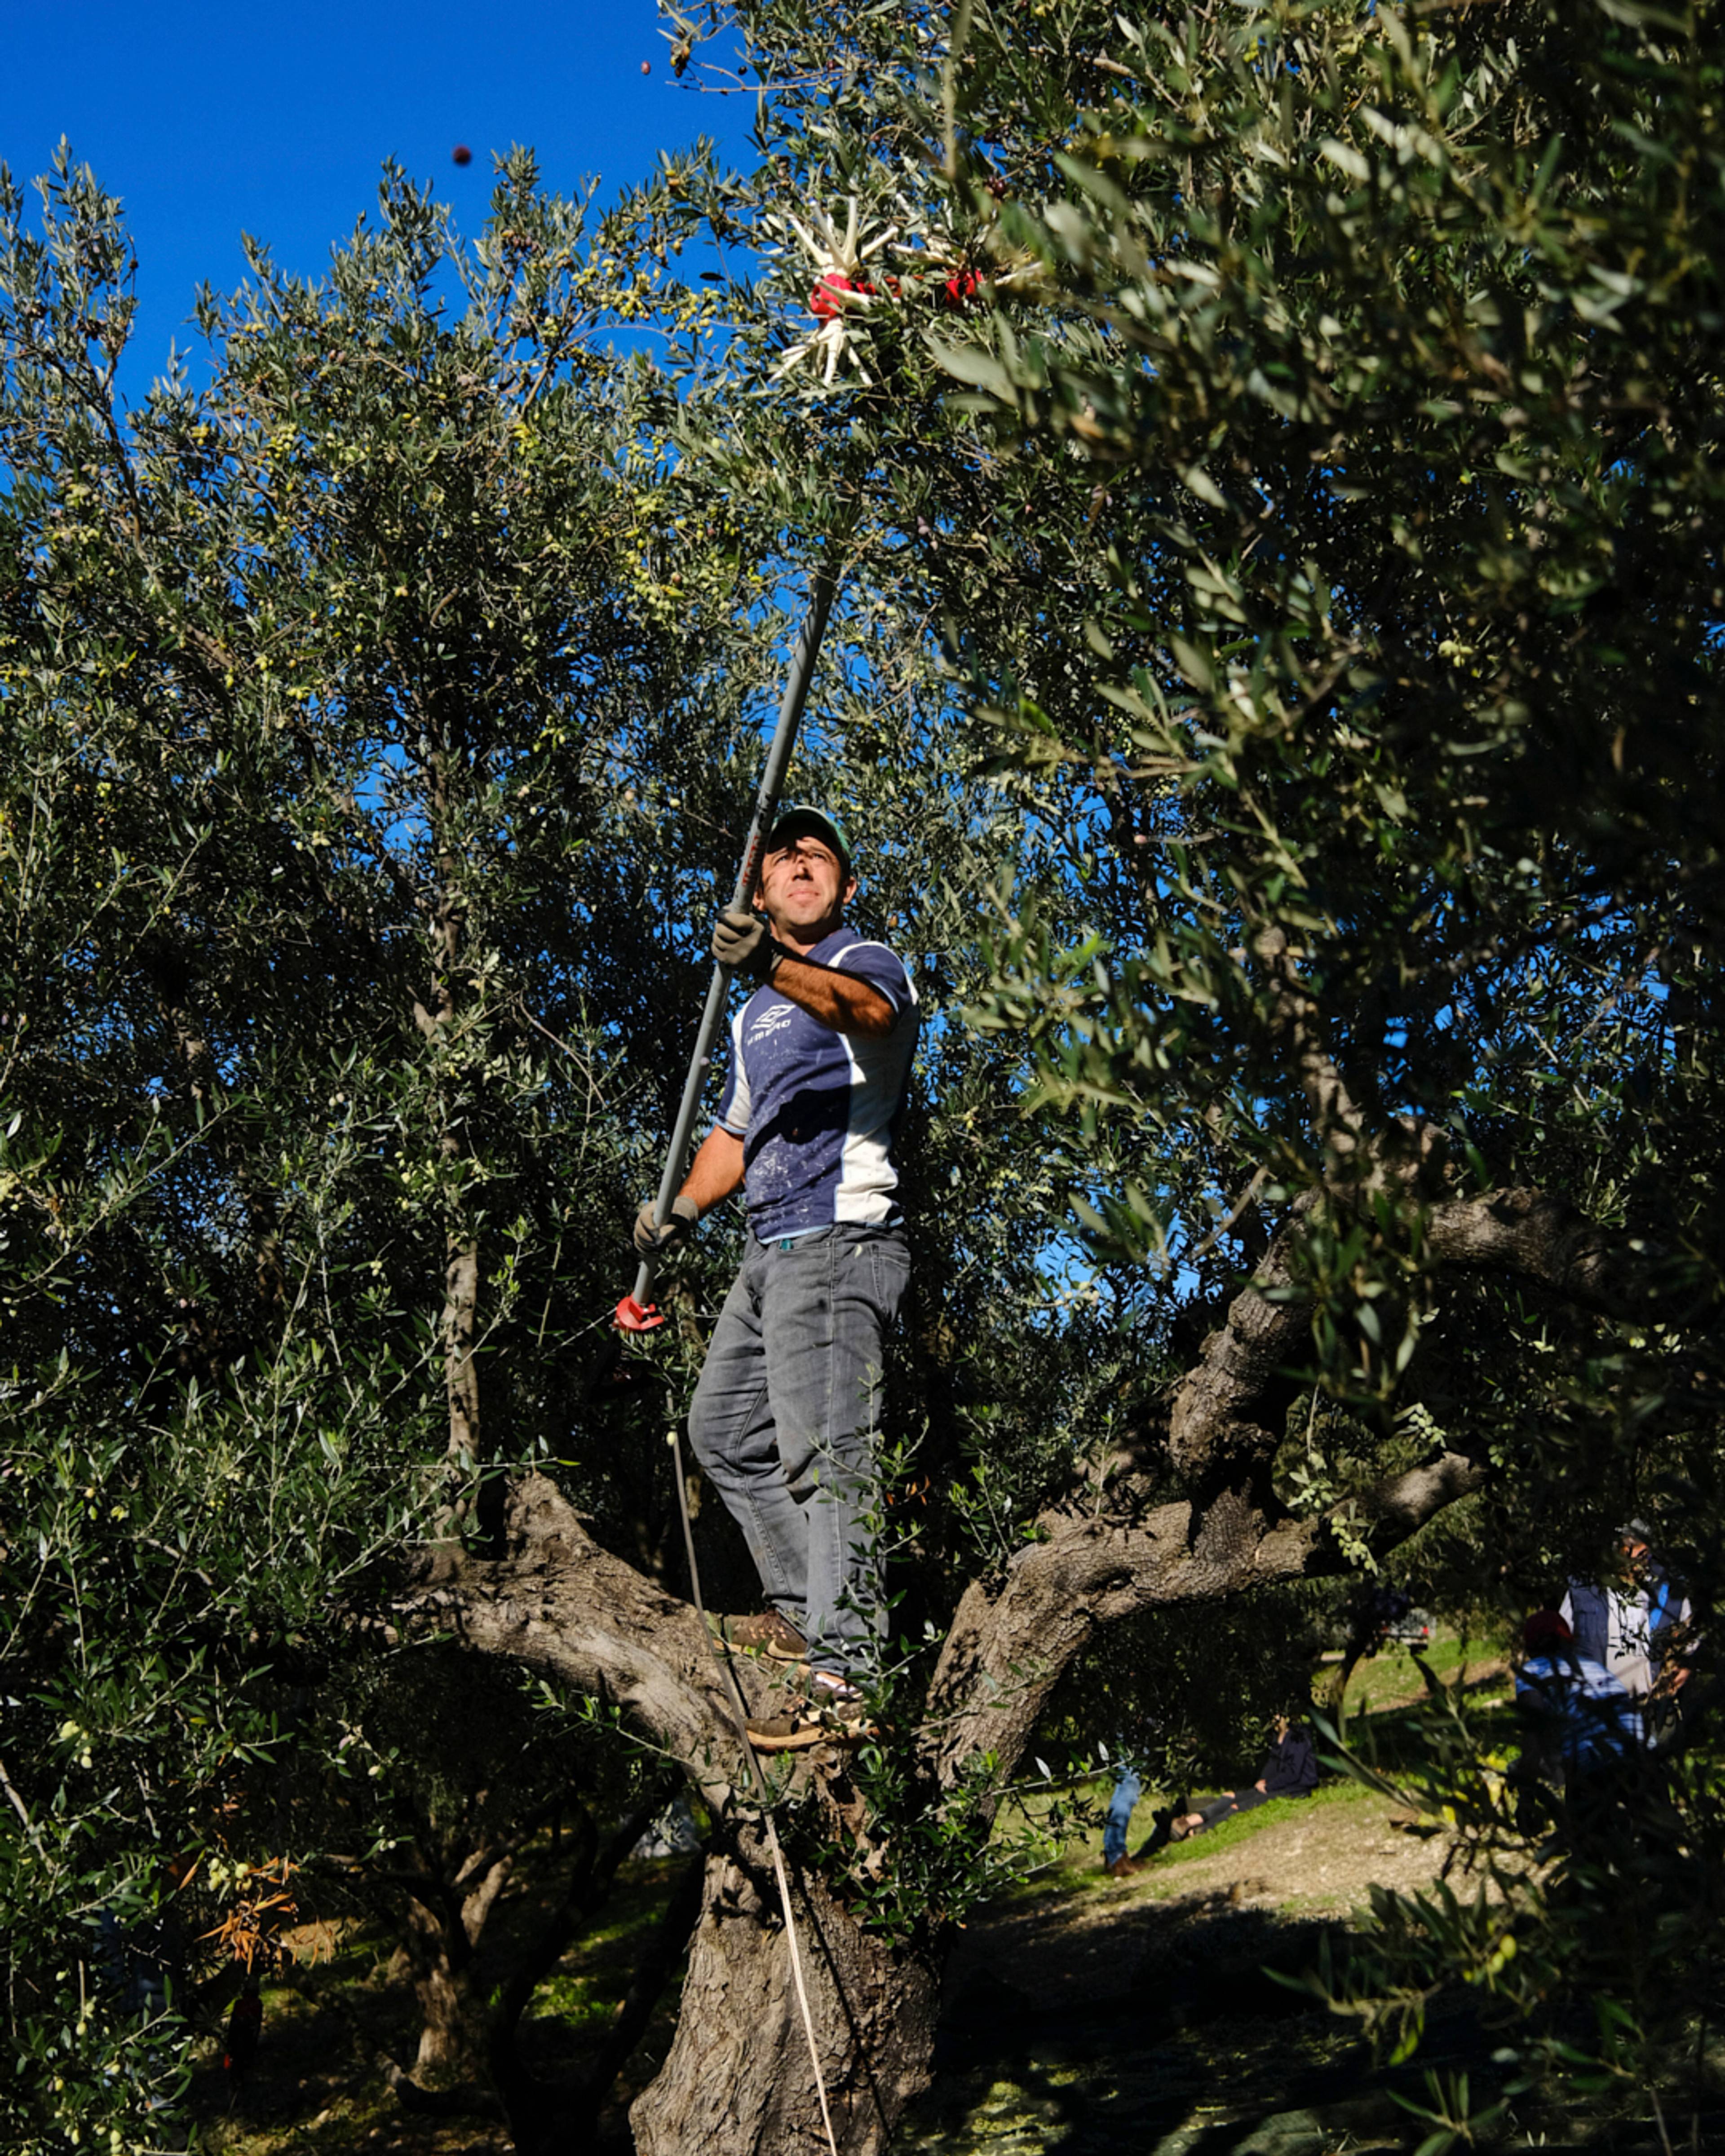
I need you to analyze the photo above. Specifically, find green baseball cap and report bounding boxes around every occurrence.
[765,804,853,869]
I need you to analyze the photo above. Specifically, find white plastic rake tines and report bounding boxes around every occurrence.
[772,198,899,388]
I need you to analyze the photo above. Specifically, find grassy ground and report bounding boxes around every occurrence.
[1333,1628,1507,1716]
[1001,1623,1515,1897]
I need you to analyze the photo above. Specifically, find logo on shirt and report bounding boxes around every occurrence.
[745,1002,798,1046]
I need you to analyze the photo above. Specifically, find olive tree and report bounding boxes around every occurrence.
[8,0,1725,2146]
[0,143,795,2146]
[0,134,1090,2153]
[549,0,1724,2142]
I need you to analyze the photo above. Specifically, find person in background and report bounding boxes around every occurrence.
[1560,1520,1692,1700]
[1515,1609,1645,1778]
[1166,1713,1318,1842]
[1101,1761,1143,1879]
[1513,1608,1655,1846]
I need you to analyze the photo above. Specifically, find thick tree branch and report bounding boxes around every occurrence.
[1424,1185,1676,1316]
[409,1173,1631,1852]
[1166,1193,1315,1481]
[411,1164,1654,1863]
[417,1410,1492,1825]
[1354,1446,1491,1547]
[922,1439,1487,1796]
[1252,924,1372,1172]
[395,1474,752,1811]
[1165,1163,1685,1489]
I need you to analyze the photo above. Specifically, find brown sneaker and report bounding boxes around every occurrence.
[709,1608,809,1663]
[747,1679,875,1753]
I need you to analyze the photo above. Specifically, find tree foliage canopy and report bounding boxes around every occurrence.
[4,0,1725,2147]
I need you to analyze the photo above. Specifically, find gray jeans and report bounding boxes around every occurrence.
[687,1224,910,1679]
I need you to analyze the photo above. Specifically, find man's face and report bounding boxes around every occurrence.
[756,834,856,943]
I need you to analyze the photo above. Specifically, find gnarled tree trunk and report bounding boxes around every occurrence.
[401,1886,492,2081]
[632,1834,940,2156]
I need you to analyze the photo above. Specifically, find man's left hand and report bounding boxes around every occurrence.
[713,907,783,982]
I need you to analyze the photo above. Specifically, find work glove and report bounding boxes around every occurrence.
[633,1194,699,1259]
[713,906,783,983]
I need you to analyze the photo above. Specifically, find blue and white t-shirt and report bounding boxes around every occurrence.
[715,928,917,1241]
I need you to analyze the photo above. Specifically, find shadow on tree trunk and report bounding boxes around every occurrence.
[493,1852,706,2156]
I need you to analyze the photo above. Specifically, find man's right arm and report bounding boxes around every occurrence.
[681,1125,746,1215]
[633,1126,746,1255]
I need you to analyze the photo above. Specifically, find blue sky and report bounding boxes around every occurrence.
[0,0,759,404]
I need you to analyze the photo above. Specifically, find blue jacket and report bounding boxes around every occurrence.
[1517,1652,1645,1774]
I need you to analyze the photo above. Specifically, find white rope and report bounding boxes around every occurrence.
[763,1808,842,2156]
[669,1425,844,2156]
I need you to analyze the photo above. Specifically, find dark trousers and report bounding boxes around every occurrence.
[687,1224,909,1679]
[1193,1786,1273,1832]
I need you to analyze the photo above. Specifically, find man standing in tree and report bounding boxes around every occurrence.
[634,807,917,1750]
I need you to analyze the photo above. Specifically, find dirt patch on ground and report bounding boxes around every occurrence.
[900,1786,1482,2155]
[939,1785,1456,2022]
[1361,1654,1511,1717]
[1142,1795,1455,1917]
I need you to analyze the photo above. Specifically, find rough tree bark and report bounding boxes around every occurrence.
[401,1877,494,2081]
[384,1817,544,2083]
[631,1832,941,2156]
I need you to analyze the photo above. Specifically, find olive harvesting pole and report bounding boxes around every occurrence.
[606,563,848,2156]
[615,565,840,1332]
